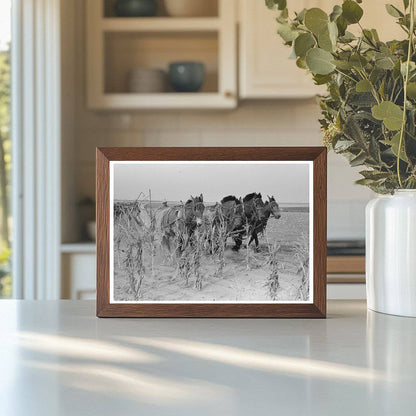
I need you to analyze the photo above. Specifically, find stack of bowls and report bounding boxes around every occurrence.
[127,68,167,93]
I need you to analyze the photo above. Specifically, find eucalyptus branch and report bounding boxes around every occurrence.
[267,0,416,193]
[358,69,381,104]
[334,68,357,83]
[397,0,415,187]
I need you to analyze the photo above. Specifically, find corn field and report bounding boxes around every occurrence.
[113,196,310,302]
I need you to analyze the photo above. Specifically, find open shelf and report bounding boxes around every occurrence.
[61,242,96,254]
[104,31,219,94]
[101,17,221,32]
[90,92,234,109]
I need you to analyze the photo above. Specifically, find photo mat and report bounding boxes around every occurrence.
[109,161,313,304]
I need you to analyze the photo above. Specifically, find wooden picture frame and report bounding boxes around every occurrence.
[96,147,327,318]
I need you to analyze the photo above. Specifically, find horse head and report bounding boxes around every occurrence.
[243,192,265,220]
[186,194,205,226]
[267,195,281,219]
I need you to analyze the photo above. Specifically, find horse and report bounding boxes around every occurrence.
[159,194,205,252]
[216,195,246,251]
[246,194,282,249]
[240,192,267,250]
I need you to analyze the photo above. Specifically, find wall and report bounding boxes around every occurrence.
[62,0,374,243]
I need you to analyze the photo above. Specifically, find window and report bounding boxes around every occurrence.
[0,0,11,298]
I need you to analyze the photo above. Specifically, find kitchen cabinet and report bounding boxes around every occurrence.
[86,0,237,109]
[239,0,324,99]
[61,244,96,300]
[238,0,404,99]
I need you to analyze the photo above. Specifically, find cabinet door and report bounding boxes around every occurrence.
[239,0,320,99]
[239,0,403,99]
[360,0,404,41]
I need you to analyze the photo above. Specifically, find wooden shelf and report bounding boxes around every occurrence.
[101,17,221,32]
[61,242,96,254]
[327,256,365,274]
[89,92,235,110]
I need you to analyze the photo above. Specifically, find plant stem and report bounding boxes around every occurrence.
[334,68,357,83]
[358,69,380,104]
[397,0,415,188]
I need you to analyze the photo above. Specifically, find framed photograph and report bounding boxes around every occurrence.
[96,147,327,318]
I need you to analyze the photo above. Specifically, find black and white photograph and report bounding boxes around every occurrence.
[109,161,313,303]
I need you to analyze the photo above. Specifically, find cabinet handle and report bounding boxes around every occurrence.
[225,91,234,98]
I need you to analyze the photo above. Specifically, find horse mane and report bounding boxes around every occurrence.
[243,192,262,202]
[221,195,240,204]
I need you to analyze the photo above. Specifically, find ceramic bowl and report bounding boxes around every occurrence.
[168,62,205,93]
[114,0,158,17]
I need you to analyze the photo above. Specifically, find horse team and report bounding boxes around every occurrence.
[160,192,282,252]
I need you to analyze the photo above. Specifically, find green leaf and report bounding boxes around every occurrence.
[333,59,353,70]
[350,152,368,167]
[336,15,348,36]
[375,56,395,70]
[350,53,368,69]
[339,31,356,43]
[295,8,307,22]
[306,48,335,75]
[318,31,333,52]
[382,132,409,162]
[277,23,299,42]
[342,0,363,24]
[363,29,375,44]
[294,33,315,57]
[344,114,368,147]
[296,57,307,69]
[356,79,372,93]
[349,92,376,107]
[403,0,410,9]
[355,178,376,185]
[304,8,329,35]
[313,74,332,85]
[280,8,289,19]
[401,61,416,76]
[334,139,355,152]
[266,0,287,11]
[328,21,338,45]
[385,4,403,18]
[369,136,381,162]
[317,22,338,53]
[372,101,403,130]
[330,5,343,22]
[371,29,380,42]
[407,82,416,99]
[359,170,391,180]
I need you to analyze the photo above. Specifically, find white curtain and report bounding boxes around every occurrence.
[12,0,61,299]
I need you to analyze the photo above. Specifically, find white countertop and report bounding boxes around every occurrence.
[0,300,415,415]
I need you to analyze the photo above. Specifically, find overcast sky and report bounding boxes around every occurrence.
[112,162,311,204]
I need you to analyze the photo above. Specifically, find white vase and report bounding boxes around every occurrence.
[366,190,416,317]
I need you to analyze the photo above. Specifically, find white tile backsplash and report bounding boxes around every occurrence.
[328,200,368,240]
[73,103,373,240]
